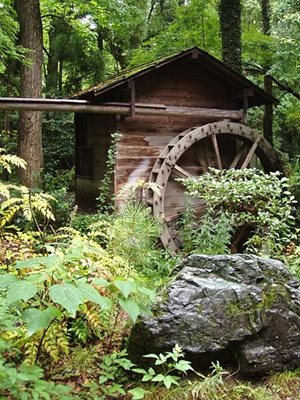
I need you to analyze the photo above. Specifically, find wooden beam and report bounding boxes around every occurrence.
[172,164,195,179]
[229,142,248,168]
[211,132,223,169]
[128,80,136,118]
[243,88,248,122]
[241,136,261,169]
[0,97,243,120]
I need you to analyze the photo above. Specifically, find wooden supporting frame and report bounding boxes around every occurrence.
[243,88,249,122]
[0,97,243,121]
[128,80,136,118]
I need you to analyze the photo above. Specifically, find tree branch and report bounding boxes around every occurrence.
[244,63,300,101]
[268,75,300,101]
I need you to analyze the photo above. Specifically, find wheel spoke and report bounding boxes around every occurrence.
[172,164,195,179]
[211,133,223,169]
[198,140,210,172]
[229,143,248,169]
[241,136,261,169]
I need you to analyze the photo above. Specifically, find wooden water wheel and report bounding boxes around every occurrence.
[146,121,282,253]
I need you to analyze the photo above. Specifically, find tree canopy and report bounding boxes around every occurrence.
[0,0,300,169]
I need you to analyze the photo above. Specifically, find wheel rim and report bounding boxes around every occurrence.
[146,121,282,253]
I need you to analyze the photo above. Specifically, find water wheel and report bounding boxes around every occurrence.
[146,121,282,253]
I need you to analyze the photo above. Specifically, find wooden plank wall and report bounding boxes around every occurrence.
[115,61,236,197]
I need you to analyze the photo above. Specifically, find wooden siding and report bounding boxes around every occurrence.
[115,60,238,197]
[135,62,235,108]
[76,58,245,208]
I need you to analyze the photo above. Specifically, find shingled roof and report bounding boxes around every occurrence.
[73,47,276,107]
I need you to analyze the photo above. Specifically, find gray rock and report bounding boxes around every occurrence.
[128,254,300,376]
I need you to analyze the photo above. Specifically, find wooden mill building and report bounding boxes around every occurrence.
[73,47,281,250]
[0,47,282,251]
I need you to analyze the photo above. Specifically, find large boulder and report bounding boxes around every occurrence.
[128,255,300,376]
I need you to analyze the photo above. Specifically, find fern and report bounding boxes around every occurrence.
[69,318,91,343]
[24,334,40,365]
[83,303,104,337]
[0,148,26,173]
[43,322,69,362]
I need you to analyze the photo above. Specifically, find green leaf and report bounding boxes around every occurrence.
[77,282,112,309]
[137,286,156,302]
[14,255,61,270]
[6,281,38,304]
[118,298,140,322]
[141,374,154,382]
[143,354,159,360]
[151,373,165,382]
[49,283,84,316]
[22,306,61,335]
[174,359,193,373]
[128,387,148,399]
[92,277,110,287]
[132,368,147,374]
[114,279,136,299]
[99,375,109,384]
[0,273,18,288]
[163,375,180,389]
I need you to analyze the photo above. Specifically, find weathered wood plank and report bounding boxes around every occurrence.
[0,97,243,120]
[241,136,261,169]
[211,132,223,169]
[172,164,195,179]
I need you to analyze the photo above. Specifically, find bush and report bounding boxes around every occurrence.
[180,168,296,257]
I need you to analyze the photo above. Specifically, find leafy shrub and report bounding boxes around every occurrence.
[0,237,155,365]
[43,168,74,192]
[0,302,73,399]
[180,168,296,256]
[180,198,233,255]
[285,158,300,226]
[70,212,103,235]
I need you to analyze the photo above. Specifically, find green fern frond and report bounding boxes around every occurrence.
[0,148,26,173]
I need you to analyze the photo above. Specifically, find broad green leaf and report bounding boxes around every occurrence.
[6,281,38,304]
[99,375,109,384]
[141,374,153,382]
[137,286,156,302]
[163,375,180,389]
[22,306,61,336]
[0,273,18,288]
[92,277,110,287]
[19,364,44,380]
[14,255,61,270]
[77,282,112,310]
[151,373,165,382]
[175,359,193,373]
[119,298,140,322]
[128,387,148,399]
[114,279,136,299]
[49,283,84,316]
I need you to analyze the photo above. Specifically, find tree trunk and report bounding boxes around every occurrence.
[46,19,60,96]
[260,0,273,144]
[219,0,242,73]
[16,0,43,187]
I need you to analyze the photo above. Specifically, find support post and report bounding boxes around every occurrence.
[128,80,136,118]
